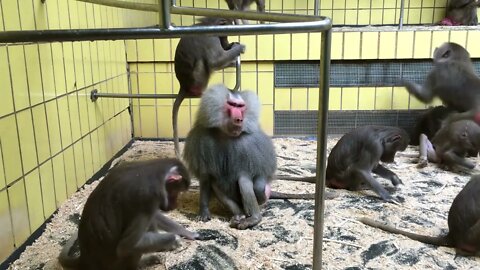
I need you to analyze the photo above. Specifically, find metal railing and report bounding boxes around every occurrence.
[0,1,332,269]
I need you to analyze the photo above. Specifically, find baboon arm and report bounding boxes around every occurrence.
[211,44,244,70]
[372,164,402,186]
[443,150,475,169]
[404,80,435,103]
[152,210,198,240]
[353,169,398,203]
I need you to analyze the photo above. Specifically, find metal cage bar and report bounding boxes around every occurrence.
[0,1,332,269]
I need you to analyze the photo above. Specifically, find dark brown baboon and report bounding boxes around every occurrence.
[409,105,455,146]
[418,120,480,169]
[173,17,246,158]
[439,0,480,25]
[360,174,480,256]
[402,42,480,126]
[326,126,409,203]
[225,0,266,24]
[58,158,198,270]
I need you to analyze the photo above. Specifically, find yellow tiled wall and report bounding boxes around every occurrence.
[0,0,160,262]
[127,28,480,138]
[173,0,479,25]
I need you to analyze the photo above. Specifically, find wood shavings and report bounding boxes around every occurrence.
[7,137,480,269]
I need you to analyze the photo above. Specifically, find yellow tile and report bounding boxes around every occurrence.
[68,1,80,29]
[8,46,29,110]
[132,105,142,137]
[24,169,44,232]
[18,0,35,30]
[320,1,333,9]
[358,87,376,110]
[57,0,70,29]
[378,32,396,59]
[0,190,14,262]
[45,101,62,155]
[170,38,180,60]
[241,72,258,95]
[24,45,43,106]
[341,88,359,110]
[382,9,397,24]
[467,32,480,57]
[239,36,256,61]
[46,0,60,29]
[68,94,81,143]
[139,107,157,138]
[291,88,308,110]
[63,147,77,196]
[75,91,88,137]
[384,0,398,8]
[153,39,172,61]
[332,10,346,25]
[37,45,54,101]
[96,127,108,165]
[409,94,428,109]
[375,87,393,110]
[256,77,272,102]
[51,43,67,95]
[308,33,321,60]
[274,88,291,110]
[344,10,359,25]
[0,47,14,117]
[328,87,342,110]
[32,105,50,163]
[0,145,4,189]
[58,97,72,148]
[407,9,421,24]
[137,40,154,61]
[156,106,172,138]
[331,32,343,60]
[0,116,21,186]
[361,32,379,59]
[257,35,274,60]
[414,31,432,58]
[259,104,273,136]
[82,136,94,178]
[449,31,468,46]
[392,87,410,109]
[38,162,55,217]
[96,42,107,82]
[343,32,361,59]
[90,43,100,84]
[307,88,319,110]
[52,154,67,206]
[81,42,93,87]
[420,8,435,24]
[2,0,21,30]
[371,0,383,8]
[276,34,291,60]
[357,10,371,25]
[396,31,414,58]
[431,31,450,54]
[370,10,384,25]
[8,180,30,246]
[257,63,273,72]
[17,111,37,175]
[63,43,76,93]
[291,33,308,60]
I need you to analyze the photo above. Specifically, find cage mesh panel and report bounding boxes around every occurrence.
[275,60,480,87]
[274,110,424,136]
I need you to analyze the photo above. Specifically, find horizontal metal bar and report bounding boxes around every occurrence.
[171,6,326,22]
[90,89,181,101]
[0,19,331,44]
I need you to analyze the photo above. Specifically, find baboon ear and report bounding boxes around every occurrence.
[387,134,402,143]
[166,166,182,183]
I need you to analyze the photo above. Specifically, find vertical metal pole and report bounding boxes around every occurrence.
[232,56,242,91]
[314,0,320,16]
[158,0,171,29]
[398,0,405,29]
[312,28,331,270]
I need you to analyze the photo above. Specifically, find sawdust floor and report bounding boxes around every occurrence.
[8,137,480,270]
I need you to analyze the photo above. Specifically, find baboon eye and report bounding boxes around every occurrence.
[442,50,450,58]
